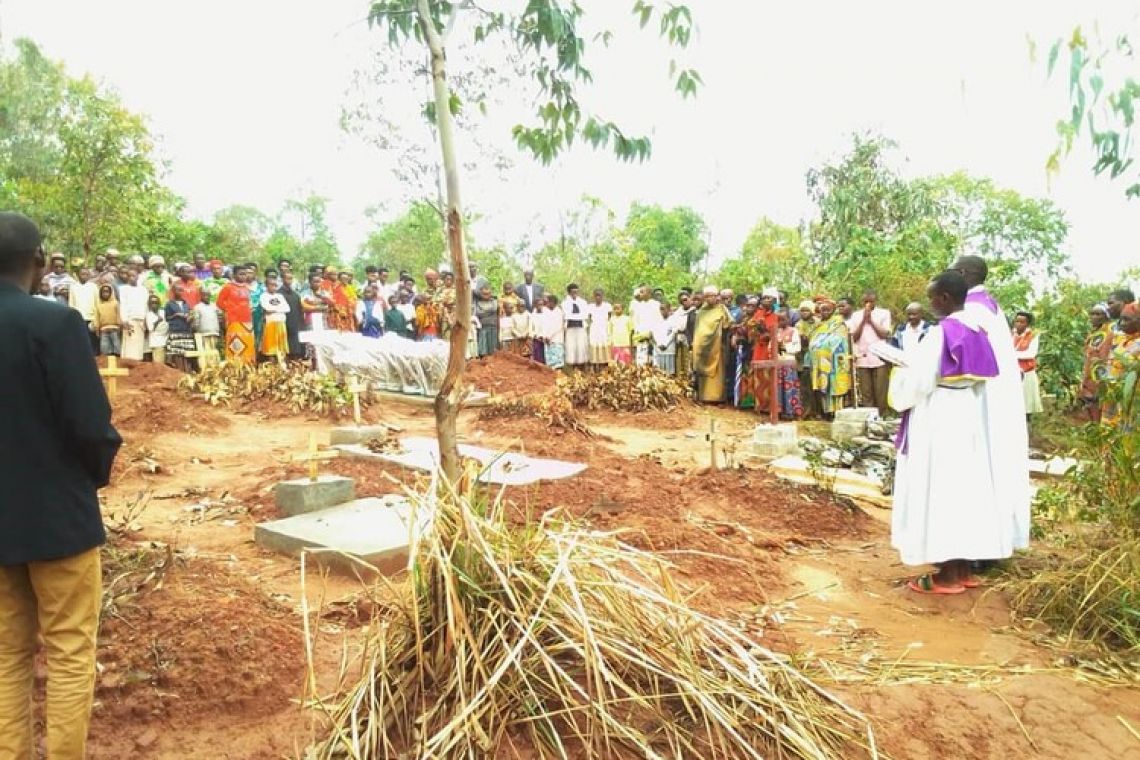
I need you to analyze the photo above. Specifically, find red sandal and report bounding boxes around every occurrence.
[908,573,966,595]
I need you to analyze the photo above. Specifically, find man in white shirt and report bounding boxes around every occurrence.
[44,254,74,304]
[118,269,150,361]
[376,267,400,305]
[629,285,663,366]
[846,289,892,415]
[68,268,100,354]
[893,302,931,354]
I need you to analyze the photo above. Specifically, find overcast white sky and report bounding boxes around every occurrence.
[3,0,1139,283]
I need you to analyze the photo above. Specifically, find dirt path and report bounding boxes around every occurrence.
[83,376,1140,759]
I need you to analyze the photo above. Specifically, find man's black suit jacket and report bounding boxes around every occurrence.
[514,282,545,312]
[0,281,121,565]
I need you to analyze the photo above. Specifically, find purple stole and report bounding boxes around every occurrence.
[965,287,1000,315]
[895,314,999,455]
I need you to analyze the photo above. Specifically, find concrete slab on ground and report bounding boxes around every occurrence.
[831,407,880,443]
[274,475,356,517]
[751,423,799,459]
[1028,456,1079,478]
[336,436,586,486]
[329,425,401,446]
[768,454,891,507]
[255,495,420,574]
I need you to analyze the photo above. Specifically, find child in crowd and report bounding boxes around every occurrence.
[541,294,566,369]
[260,275,291,360]
[35,278,54,301]
[164,283,195,372]
[192,290,223,360]
[385,295,414,339]
[776,312,804,420]
[145,294,168,364]
[93,284,122,357]
[508,300,532,357]
[499,300,516,353]
[652,303,677,374]
[609,302,634,364]
[356,284,385,338]
[302,273,332,331]
[474,285,500,357]
[530,298,547,364]
[396,289,417,326]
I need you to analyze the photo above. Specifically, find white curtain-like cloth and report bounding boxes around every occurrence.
[891,325,1015,565]
[965,288,1031,550]
[304,331,450,396]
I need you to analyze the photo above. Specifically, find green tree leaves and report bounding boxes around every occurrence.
[0,39,166,259]
[1047,24,1140,197]
[366,0,699,165]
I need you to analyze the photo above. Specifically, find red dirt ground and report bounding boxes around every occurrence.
[88,552,305,758]
[68,382,1140,760]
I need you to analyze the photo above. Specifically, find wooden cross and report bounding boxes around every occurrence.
[291,433,340,482]
[99,355,130,399]
[752,357,798,424]
[705,415,720,471]
[345,375,368,426]
[751,325,797,425]
[185,334,219,370]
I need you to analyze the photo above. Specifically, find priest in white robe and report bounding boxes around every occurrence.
[952,255,1031,551]
[891,270,1012,594]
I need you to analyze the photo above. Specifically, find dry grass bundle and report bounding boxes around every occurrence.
[1000,536,1140,653]
[560,363,689,412]
[479,388,594,436]
[178,360,355,416]
[305,482,876,759]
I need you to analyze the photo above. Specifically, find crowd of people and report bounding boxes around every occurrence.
[38,248,1140,427]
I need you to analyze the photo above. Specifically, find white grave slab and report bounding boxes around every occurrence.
[254,495,425,574]
[336,436,587,486]
[768,454,891,507]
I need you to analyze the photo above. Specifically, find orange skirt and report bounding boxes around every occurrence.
[260,320,288,358]
[225,322,256,365]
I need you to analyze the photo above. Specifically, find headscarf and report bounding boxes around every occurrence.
[209,259,224,269]
[798,300,816,312]
[702,285,718,296]
[815,296,837,309]
[761,287,779,299]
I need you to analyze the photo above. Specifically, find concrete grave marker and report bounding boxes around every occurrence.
[752,423,799,459]
[255,495,423,574]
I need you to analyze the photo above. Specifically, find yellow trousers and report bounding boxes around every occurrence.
[0,548,102,760]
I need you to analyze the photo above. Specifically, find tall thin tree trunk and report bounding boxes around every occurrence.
[417,0,469,485]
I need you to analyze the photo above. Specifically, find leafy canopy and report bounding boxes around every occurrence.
[1046,25,1140,198]
[365,0,700,164]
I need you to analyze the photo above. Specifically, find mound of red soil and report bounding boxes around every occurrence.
[465,353,557,396]
[103,359,231,439]
[92,557,303,727]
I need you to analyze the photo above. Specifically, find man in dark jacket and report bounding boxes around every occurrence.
[514,268,545,313]
[0,212,122,759]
